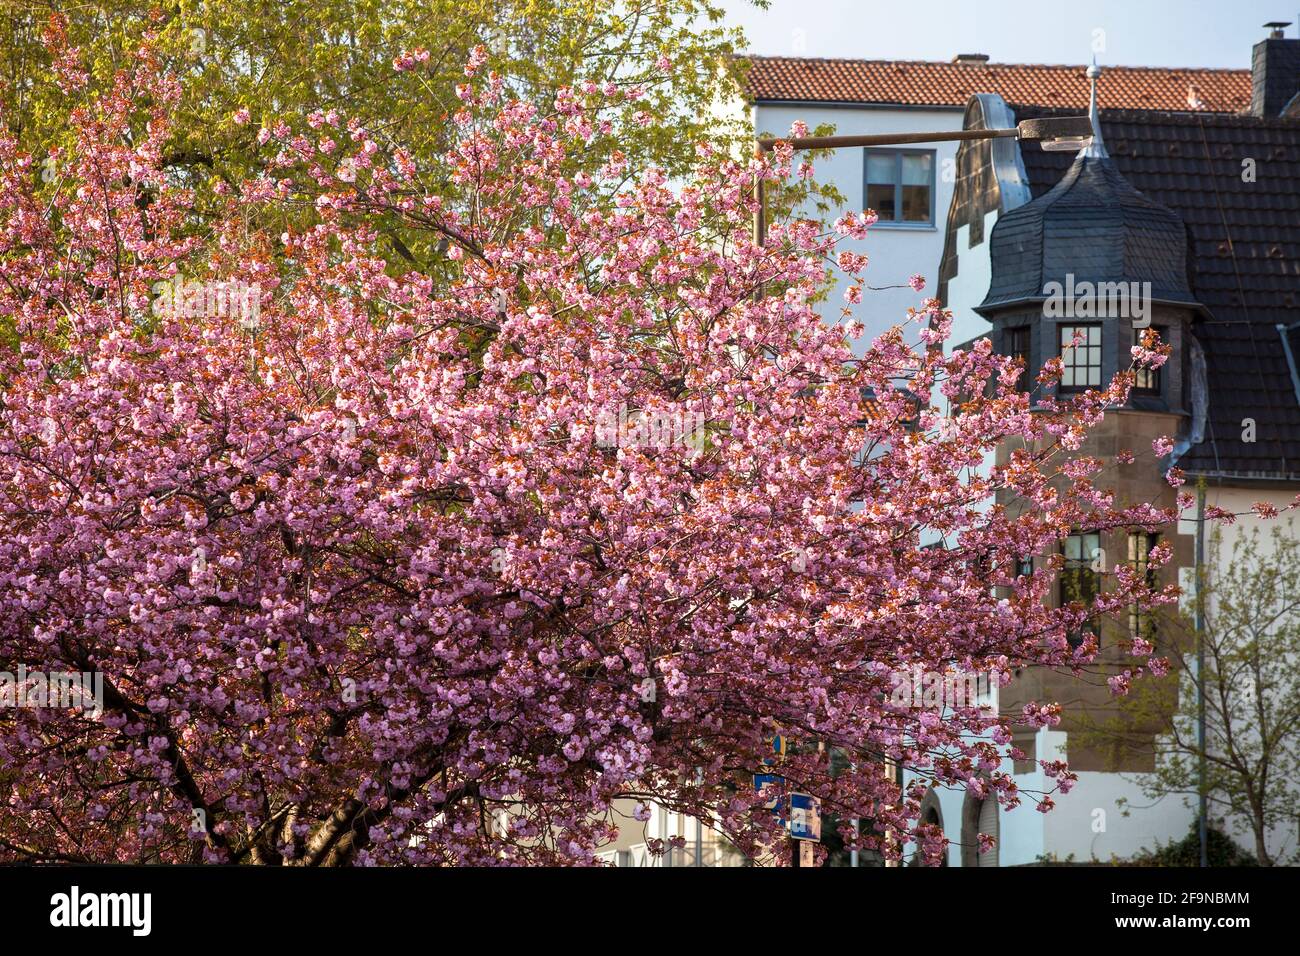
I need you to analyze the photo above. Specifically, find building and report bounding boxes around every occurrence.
[741,53,1250,347]
[598,28,1297,868]
[930,25,1300,865]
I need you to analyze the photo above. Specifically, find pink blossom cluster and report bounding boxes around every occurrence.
[0,34,1203,866]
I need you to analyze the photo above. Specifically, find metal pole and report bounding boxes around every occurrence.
[1196,483,1208,867]
[756,127,1017,152]
[883,758,899,867]
[751,119,1089,255]
[850,760,859,868]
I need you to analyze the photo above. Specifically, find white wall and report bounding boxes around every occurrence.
[913,728,1195,867]
[944,212,997,348]
[754,103,963,351]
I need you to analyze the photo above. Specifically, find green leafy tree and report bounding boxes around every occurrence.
[1086,522,1300,866]
[1125,820,1257,867]
[2,0,760,264]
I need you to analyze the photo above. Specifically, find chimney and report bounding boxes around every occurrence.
[1251,21,1300,116]
[952,53,990,66]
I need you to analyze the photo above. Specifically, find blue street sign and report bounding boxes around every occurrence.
[789,792,821,841]
[754,773,782,813]
[763,734,787,767]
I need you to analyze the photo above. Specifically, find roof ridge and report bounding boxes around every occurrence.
[741,54,1249,74]
[1020,104,1300,127]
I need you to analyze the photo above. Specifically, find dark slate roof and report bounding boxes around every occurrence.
[1013,106,1300,481]
[977,153,1200,314]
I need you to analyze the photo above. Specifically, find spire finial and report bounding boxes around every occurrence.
[1083,57,1108,158]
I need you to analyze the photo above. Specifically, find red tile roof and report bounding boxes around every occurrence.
[742,56,1251,113]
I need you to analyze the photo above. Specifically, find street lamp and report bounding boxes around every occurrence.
[753,115,1094,244]
[755,115,1094,153]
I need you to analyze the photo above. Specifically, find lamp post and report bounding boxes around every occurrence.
[753,115,1094,246]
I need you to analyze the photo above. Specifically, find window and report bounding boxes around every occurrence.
[1059,324,1102,390]
[1133,327,1163,394]
[1061,531,1101,647]
[864,149,934,225]
[1004,326,1032,392]
[1128,532,1159,639]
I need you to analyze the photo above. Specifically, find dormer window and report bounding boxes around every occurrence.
[1058,324,1102,391]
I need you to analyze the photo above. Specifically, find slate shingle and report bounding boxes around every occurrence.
[976,154,1199,314]
[1015,107,1300,479]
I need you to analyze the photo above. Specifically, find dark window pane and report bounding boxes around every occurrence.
[1005,326,1031,392]
[1061,531,1101,647]
[1128,532,1159,638]
[867,183,896,220]
[1134,328,1162,393]
[901,184,930,221]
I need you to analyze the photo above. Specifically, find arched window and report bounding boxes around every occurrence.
[910,789,949,867]
[977,794,1000,867]
[960,783,1000,867]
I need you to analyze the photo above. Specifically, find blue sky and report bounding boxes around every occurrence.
[718,0,1296,69]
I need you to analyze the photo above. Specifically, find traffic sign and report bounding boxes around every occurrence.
[763,734,786,767]
[754,773,782,812]
[789,792,821,841]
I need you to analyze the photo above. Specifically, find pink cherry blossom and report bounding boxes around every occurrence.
[0,38,1203,866]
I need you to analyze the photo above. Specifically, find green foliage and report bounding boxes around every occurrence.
[1077,517,1300,866]
[0,1,787,347]
[1,1,757,255]
[1127,820,1257,867]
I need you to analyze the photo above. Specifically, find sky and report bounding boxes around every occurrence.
[717,0,1298,69]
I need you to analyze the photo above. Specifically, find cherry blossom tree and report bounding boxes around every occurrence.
[0,37,1182,866]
